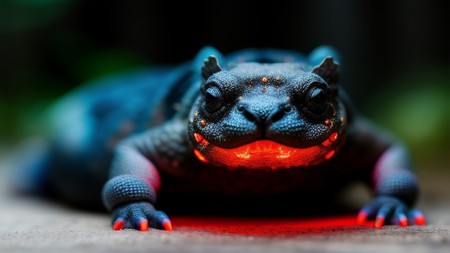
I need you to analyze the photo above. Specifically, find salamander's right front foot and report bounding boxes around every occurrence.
[357,196,425,228]
[111,201,172,231]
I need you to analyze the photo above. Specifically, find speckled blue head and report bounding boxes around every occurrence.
[188,48,347,169]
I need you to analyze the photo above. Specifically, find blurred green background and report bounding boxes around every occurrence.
[0,0,448,173]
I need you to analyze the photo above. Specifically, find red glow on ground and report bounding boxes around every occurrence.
[170,215,373,236]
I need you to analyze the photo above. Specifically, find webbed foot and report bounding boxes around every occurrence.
[111,201,172,231]
[357,196,425,228]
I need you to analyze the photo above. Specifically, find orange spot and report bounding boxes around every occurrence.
[321,139,332,147]
[324,150,335,160]
[324,119,334,128]
[261,76,268,83]
[193,133,204,143]
[194,149,209,163]
[200,119,206,127]
[201,139,209,146]
[329,132,338,142]
[275,76,281,81]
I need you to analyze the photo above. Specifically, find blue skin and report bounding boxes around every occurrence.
[19,46,424,230]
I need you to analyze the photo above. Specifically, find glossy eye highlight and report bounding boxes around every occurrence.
[204,86,224,113]
[304,87,329,115]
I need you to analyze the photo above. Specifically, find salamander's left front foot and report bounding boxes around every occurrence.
[111,201,172,231]
[357,196,425,228]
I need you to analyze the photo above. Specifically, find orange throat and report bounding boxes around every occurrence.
[194,139,336,170]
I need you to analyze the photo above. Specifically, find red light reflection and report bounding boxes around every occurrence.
[171,215,373,236]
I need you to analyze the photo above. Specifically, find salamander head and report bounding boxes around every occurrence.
[188,50,347,170]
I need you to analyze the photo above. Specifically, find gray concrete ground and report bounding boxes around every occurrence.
[1,148,449,253]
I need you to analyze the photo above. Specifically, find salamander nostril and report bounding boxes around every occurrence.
[238,104,259,123]
[267,106,286,124]
[239,102,290,126]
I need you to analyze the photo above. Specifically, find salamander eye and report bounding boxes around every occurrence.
[204,86,224,113]
[304,87,329,115]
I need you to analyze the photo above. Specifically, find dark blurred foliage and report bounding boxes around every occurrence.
[0,0,448,168]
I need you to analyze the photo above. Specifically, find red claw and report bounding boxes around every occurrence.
[139,220,149,231]
[415,214,426,226]
[357,211,368,225]
[113,219,124,230]
[162,220,173,231]
[375,217,385,229]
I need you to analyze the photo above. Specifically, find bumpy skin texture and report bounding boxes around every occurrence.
[23,46,424,231]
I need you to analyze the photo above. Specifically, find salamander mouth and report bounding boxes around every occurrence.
[193,135,339,169]
[224,140,305,159]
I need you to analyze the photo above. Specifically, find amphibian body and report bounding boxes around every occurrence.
[18,46,425,231]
